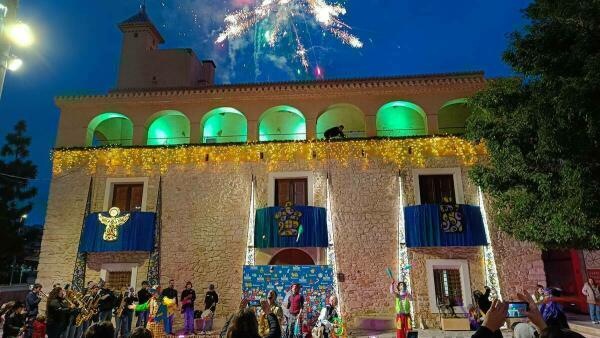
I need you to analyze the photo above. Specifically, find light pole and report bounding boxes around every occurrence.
[0,0,33,100]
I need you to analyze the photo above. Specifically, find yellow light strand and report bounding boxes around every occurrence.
[52,137,486,175]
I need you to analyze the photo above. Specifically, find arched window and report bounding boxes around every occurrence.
[201,107,247,143]
[86,112,133,146]
[145,110,190,145]
[258,105,306,141]
[438,98,470,134]
[269,249,315,265]
[316,103,366,139]
[376,101,427,137]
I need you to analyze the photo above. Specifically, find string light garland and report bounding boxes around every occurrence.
[52,136,485,175]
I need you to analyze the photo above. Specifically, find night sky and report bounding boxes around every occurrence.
[0,0,530,225]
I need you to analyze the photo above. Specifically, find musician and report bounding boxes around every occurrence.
[2,301,26,338]
[97,283,116,322]
[180,282,196,335]
[24,283,42,338]
[203,284,219,332]
[161,279,178,335]
[135,281,151,328]
[114,288,137,338]
[46,287,73,338]
[77,283,100,338]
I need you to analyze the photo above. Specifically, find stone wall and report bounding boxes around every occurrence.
[481,196,546,298]
[37,154,546,330]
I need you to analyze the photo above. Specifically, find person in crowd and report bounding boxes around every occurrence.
[46,287,73,338]
[203,284,219,333]
[467,304,483,331]
[161,279,178,335]
[316,295,339,338]
[513,322,537,338]
[390,280,412,338]
[84,321,115,338]
[2,301,26,338]
[129,327,152,338]
[32,315,46,338]
[473,286,492,314]
[97,283,115,322]
[324,125,345,140]
[25,283,42,338]
[582,278,600,324]
[226,308,261,338]
[130,285,175,338]
[540,288,569,329]
[261,299,282,338]
[0,301,16,328]
[285,283,304,338]
[180,282,196,335]
[114,287,137,338]
[136,281,151,328]
[77,283,100,338]
[267,290,283,332]
[534,285,546,306]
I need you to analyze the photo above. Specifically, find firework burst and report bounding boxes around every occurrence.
[216,0,362,71]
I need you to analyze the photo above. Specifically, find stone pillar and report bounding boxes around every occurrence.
[365,115,377,137]
[190,122,201,144]
[305,118,316,139]
[247,120,258,142]
[133,125,146,145]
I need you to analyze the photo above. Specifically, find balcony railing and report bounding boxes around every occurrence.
[404,204,487,247]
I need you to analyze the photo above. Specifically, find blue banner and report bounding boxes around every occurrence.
[79,212,156,252]
[404,204,488,247]
[242,265,334,323]
[255,205,328,248]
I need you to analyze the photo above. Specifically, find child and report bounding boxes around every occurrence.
[300,314,312,338]
[32,315,46,338]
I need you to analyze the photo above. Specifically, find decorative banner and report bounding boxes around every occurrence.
[79,212,156,252]
[439,204,463,233]
[404,204,488,247]
[242,265,334,325]
[255,206,328,248]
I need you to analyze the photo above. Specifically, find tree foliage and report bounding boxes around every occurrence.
[0,121,37,279]
[467,0,600,249]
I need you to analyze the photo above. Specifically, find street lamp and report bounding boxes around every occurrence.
[0,0,34,100]
[4,21,33,47]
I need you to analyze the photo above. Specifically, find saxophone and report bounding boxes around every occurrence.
[116,289,127,318]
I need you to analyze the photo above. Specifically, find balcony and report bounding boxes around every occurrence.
[404,204,487,248]
[78,211,156,253]
[254,205,328,249]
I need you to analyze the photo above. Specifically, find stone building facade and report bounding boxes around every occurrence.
[37,6,550,331]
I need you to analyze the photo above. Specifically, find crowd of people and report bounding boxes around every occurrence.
[0,279,219,338]
[3,277,600,338]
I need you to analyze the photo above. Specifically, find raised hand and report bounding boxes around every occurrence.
[517,290,547,331]
[482,299,508,332]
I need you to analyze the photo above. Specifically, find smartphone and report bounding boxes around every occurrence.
[506,302,529,318]
[248,299,261,307]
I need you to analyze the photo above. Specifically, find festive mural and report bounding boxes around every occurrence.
[242,265,335,324]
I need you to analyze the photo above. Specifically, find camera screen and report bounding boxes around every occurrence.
[506,302,528,318]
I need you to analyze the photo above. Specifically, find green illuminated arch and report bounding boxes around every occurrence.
[376,101,427,137]
[86,112,133,146]
[201,107,247,143]
[438,98,470,134]
[146,110,190,145]
[316,103,366,139]
[258,105,306,141]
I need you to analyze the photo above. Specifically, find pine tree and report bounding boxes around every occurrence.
[0,121,37,282]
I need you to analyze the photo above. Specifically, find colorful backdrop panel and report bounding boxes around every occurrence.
[242,265,334,323]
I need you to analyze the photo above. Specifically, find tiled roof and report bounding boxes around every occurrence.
[119,5,165,43]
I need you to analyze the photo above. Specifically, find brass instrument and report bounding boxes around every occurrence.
[115,288,127,318]
[75,291,100,327]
